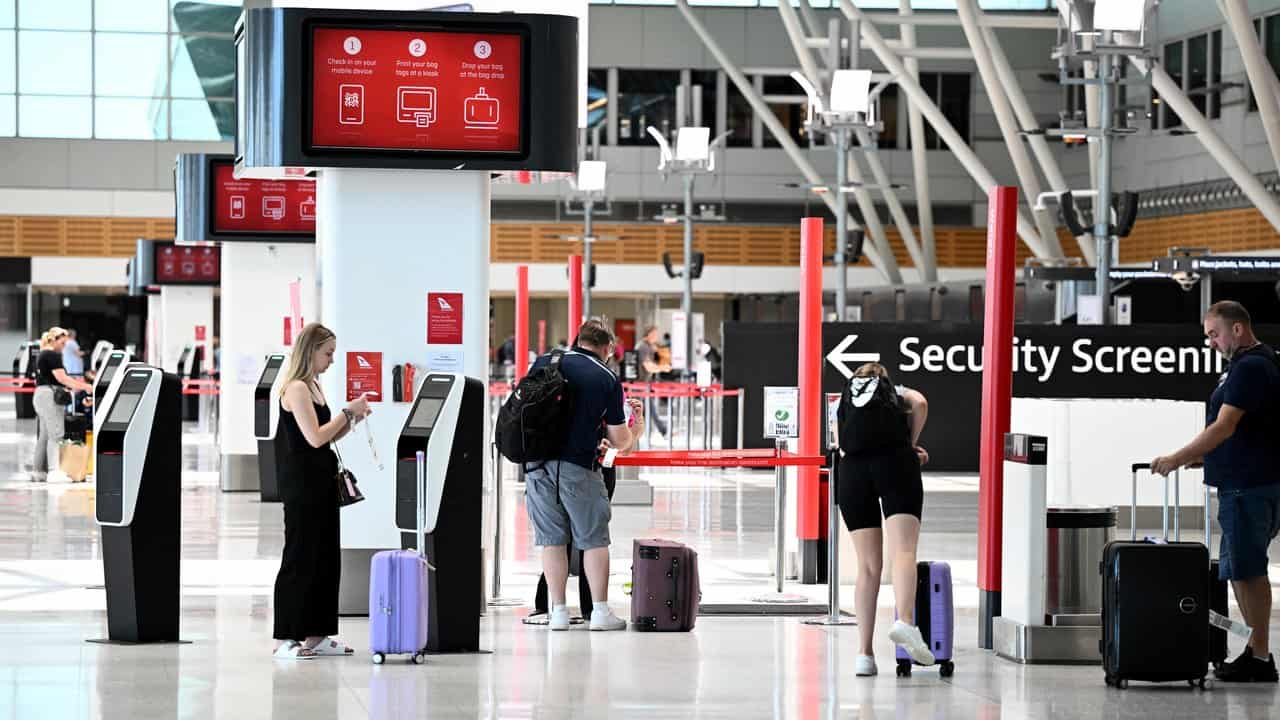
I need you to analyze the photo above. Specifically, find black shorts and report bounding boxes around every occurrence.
[837,447,924,531]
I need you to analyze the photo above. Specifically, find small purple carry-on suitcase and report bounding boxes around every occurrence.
[895,561,955,677]
[369,452,430,665]
[631,539,700,631]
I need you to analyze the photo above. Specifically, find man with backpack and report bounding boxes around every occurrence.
[500,319,644,631]
[1152,301,1280,683]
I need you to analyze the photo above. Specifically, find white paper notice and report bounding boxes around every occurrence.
[426,350,464,373]
[236,353,262,385]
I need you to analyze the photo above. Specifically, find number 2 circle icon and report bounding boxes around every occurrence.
[408,38,426,57]
[344,36,362,55]
[474,40,492,59]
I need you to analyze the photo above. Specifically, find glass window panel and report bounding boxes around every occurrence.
[18,0,89,30]
[96,33,168,97]
[1251,17,1262,112]
[0,1,13,29]
[692,69,716,135]
[0,94,13,136]
[18,95,90,137]
[96,0,169,33]
[18,30,91,95]
[762,74,806,147]
[1163,40,1182,129]
[725,78,751,147]
[877,84,899,149]
[95,97,166,139]
[168,0,241,35]
[586,68,607,131]
[170,34,235,100]
[1266,15,1280,93]
[616,69,678,146]
[919,71,939,148]
[0,30,12,94]
[938,72,970,145]
[1209,29,1222,120]
[1187,33,1208,117]
[171,97,232,140]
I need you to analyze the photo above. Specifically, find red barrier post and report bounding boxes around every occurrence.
[798,217,824,580]
[515,265,529,383]
[568,254,584,340]
[978,186,1018,649]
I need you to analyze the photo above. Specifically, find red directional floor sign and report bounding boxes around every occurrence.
[346,351,383,402]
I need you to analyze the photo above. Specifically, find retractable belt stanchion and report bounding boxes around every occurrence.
[804,447,856,626]
[488,440,522,607]
[773,438,786,594]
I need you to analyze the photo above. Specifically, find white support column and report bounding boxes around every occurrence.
[1130,56,1280,233]
[1221,0,1280,173]
[956,0,1063,258]
[981,25,1097,264]
[837,0,1055,260]
[899,0,938,281]
[158,286,213,375]
[854,126,927,274]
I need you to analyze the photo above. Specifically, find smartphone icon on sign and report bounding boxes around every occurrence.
[340,84,365,125]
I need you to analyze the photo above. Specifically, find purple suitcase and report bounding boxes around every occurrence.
[895,561,955,677]
[369,451,430,664]
[631,539,700,632]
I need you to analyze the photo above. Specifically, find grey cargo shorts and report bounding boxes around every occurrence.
[524,460,612,550]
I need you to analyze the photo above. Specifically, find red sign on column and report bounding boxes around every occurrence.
[194,325,207,342]
[428,293,464,344]
[283,317,305,347]
[346,351,383,402]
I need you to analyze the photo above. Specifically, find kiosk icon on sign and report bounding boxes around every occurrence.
[229,195,246,219]
[464,88,499,129]
[263,197,286,220]
[339,84,365,125]
[397,87,438,128]
[299,197,316,221]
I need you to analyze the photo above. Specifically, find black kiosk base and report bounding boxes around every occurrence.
[396,373,485,654]
[90,366,184,645]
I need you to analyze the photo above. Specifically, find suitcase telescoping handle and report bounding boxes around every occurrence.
[416,450,427,559]
[1129,463,1181,542]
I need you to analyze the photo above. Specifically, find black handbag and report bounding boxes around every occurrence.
[52,386,72,406]
[333,444,365,507]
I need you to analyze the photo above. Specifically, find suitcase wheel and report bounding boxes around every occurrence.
[939,661,955,679]
[412,653,426,665]
[1187,678,1209,690]
[372,653,386,665]
[896,660,912,678]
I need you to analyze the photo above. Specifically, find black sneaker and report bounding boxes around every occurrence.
[1215,650,1278,683]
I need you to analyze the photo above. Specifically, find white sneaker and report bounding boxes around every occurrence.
[48,470,72,484]
[889,620,936,666]
[854,655,878,677]
[588,607,627,631]
[548,605,571,631]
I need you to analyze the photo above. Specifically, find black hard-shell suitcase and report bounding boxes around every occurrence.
[1101,464,1209,689]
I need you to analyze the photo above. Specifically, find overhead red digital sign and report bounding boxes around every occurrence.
[155,244,221,285]
[309,27,524,153]
[211,161,317,235]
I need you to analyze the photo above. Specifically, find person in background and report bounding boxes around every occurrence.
[838,362,933,677]
[61,330,84,377]
[1152,301,1279,683]
[635,326,670,438]
[32,327,93,482]
[271,323,372,660]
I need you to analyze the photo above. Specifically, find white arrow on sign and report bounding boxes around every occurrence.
[825,334,882,379]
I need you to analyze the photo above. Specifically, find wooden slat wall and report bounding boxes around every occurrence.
[1,207,1278,266]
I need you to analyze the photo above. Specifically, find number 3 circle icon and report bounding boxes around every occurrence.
[473,40,492,59]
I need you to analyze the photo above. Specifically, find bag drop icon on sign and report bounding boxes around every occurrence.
[464,88,500,129]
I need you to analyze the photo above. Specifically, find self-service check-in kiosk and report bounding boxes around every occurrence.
[92,365,182,644]
[90,341,115,376]
[255,354,287,502]
[395,373,484,653]
[94,351,130,416]
[13,341,39,419]
[178,346,202,422]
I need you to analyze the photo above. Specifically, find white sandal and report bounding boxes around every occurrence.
[273,640,317,660]
[307,637,355,657]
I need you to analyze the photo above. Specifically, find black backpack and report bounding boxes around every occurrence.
[496,350,573,463]
[838,376,911,455]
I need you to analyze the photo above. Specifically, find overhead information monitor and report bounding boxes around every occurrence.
[211,159,317,236]
[154,244,221,285]
[309,27,524,154]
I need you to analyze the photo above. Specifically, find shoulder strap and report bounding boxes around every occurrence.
[549,349,566,367]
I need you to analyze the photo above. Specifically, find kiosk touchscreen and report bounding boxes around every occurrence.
[94,351,130,419]
[93,365,182,644]
[255,354,287,502]
[90,340,115,376]
[13,341,39,419]
[395,372,484,653]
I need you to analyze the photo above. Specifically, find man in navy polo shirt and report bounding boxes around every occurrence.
[1154,300,1280,683]
[524,319,645,632]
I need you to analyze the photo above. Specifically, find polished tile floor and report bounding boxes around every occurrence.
[0,397,1276,719]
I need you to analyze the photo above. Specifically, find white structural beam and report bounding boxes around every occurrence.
[882,41,974,60]
[981,25,1097,264]
[776,2,828,104]
[1130,56,1280,233]
[1221,0,1280,173]
[837,0,1056,260]
[956,0,1063,258]
[797,0,823,39]
[672,0,899,283]
[854,126,929,273]
[863,11,1060,30]
[899,0,938,282]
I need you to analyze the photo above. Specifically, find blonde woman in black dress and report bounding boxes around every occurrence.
[271,323,372,659]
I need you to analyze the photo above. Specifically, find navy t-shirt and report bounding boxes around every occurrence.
[530,347,626,469]
[1204,344,1280,490]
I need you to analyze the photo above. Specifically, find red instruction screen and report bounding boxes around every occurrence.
[310,27,524,153]
[211,162,317,235]
[155,245,221,285]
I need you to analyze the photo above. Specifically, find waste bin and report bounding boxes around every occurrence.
[1045,506,1117,621]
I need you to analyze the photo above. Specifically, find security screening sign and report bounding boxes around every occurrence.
[724,322,1270,472]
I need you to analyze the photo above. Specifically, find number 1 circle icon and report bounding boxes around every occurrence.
[344,36,362,55]
[408,38,426,57]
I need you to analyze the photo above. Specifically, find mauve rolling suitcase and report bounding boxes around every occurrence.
[369,452,430,664]
[1100,464,1209,689]
[895,561,956,678]
[631,539,699,632]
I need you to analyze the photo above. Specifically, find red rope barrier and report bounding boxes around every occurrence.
[604,448,825,469]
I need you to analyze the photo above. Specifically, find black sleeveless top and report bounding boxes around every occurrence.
[274,398,340,506]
